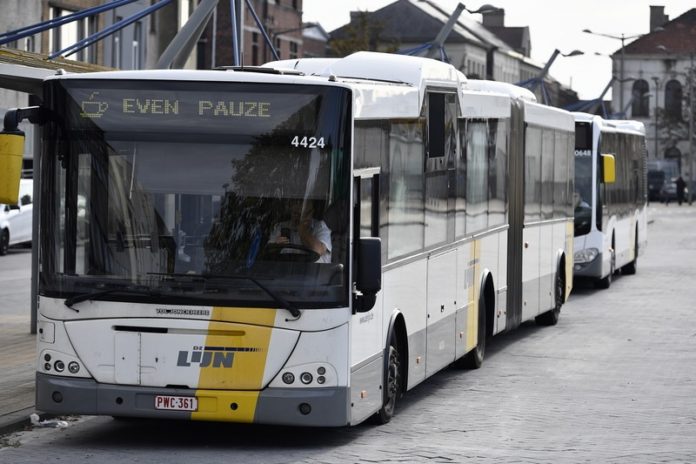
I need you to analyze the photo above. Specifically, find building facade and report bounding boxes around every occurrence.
[328,0,576,108]
[614,5,696,180]
[200,0,307,68]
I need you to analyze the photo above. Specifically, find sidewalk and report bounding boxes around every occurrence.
[0,316,41,436]
[0,315,39,436]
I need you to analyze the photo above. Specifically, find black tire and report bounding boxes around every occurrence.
[373,334,403,424]
[536,268,564,326]
[595,247,615,289]
[0,229,9,256]
[623,232,638,275]
[457,295,487,369]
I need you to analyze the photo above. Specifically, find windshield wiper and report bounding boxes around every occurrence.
[64,286,158,312]
[214,274,301,319]
[146,272,301,319]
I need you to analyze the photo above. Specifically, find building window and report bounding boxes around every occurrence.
[49,7,98,62]
[87,16,98,63]
[113,16,123,68]
[251,32,259,66]
[631,79,649,117]
[664,80,683,121]
[132,21,142,69]
[289,41,298,59]
[275,38,282,59]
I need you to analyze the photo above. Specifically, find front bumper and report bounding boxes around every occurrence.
[37,373,350,427]
[573,251,603,278]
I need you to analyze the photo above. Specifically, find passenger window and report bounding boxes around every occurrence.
[428,93,445,158]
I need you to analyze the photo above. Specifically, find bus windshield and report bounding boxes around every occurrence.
[40,80,352,309]
[574,151,593,236]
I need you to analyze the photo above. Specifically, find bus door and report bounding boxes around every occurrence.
[351,168,383,363]
[425,91,458,374]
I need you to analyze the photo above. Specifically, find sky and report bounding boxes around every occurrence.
[302,0,695,100]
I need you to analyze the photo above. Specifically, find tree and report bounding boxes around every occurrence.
[328,11,398,57]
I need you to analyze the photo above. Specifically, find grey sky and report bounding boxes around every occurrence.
[303,0,694,100]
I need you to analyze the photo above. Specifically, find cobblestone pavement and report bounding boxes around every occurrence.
[1,203,695,463]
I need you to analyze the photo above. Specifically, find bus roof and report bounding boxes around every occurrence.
[265,51,467,89]
[45,52,569,123]
[572,112,646,136]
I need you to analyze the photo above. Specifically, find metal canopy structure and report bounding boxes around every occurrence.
[0,49,112,94]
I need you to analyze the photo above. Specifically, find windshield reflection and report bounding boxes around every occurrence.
[42,81,351,308]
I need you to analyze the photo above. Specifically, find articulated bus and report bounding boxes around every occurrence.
[572,113,648,288]
[0,52,574,427]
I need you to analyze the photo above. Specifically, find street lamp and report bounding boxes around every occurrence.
[519,48,584,105]
[583,29,644,112]
[413,2,501,62]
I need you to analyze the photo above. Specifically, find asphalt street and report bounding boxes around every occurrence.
[1,203,695,463]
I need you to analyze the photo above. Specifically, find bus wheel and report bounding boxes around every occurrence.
[595,248,615,289]
[457,294,487,369]
[623,233,638,275]
[374,335,402,424]
[0,229,9,256]
[536,269,563,326]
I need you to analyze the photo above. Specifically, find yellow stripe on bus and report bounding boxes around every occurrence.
[191,306,278,421]
[466,240,481,352]
[566,221,574,301]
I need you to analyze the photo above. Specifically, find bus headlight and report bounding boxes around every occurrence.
[574,248,599,264]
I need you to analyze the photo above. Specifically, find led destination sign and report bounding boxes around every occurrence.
[62,82,334,135]
[121,98,271,118]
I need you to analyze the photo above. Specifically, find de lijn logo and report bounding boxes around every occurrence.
[177,346,262,368]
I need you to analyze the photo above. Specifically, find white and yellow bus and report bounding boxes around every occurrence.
[572,113,648,288]
[0,51,574,426]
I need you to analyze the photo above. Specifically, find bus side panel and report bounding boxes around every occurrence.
[538,222,554,313]
[349,283,384,424]
[521,224,541,321]
[455,239,474,359]
[382,260,427,391]
[426,249,458,376]
[495,229,508,335]
[614,213,632,269]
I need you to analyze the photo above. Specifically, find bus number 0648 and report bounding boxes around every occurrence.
[291,136,325,149]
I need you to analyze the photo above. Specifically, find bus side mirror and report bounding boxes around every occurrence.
[354,237,381,313]
[0,130,26,204]
[601,154,616,184]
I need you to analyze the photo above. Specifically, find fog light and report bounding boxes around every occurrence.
[298,403,311,415]
[317,376,326,384]
[282,372,295,384]
[317,366,326,375]
[52,391,63,403]
[54,360,65,372]
[300,372,313,384]
[68,362,80,374]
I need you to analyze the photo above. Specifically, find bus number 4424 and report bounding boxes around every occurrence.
[291,136,325,149]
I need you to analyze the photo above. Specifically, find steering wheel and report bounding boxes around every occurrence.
[262,243,320,263]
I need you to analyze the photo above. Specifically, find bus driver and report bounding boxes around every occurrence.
[269,199,332,263]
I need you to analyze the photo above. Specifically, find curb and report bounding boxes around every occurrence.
[0,408,53,437]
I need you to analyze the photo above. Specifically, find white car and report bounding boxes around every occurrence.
[0,179,34,255]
